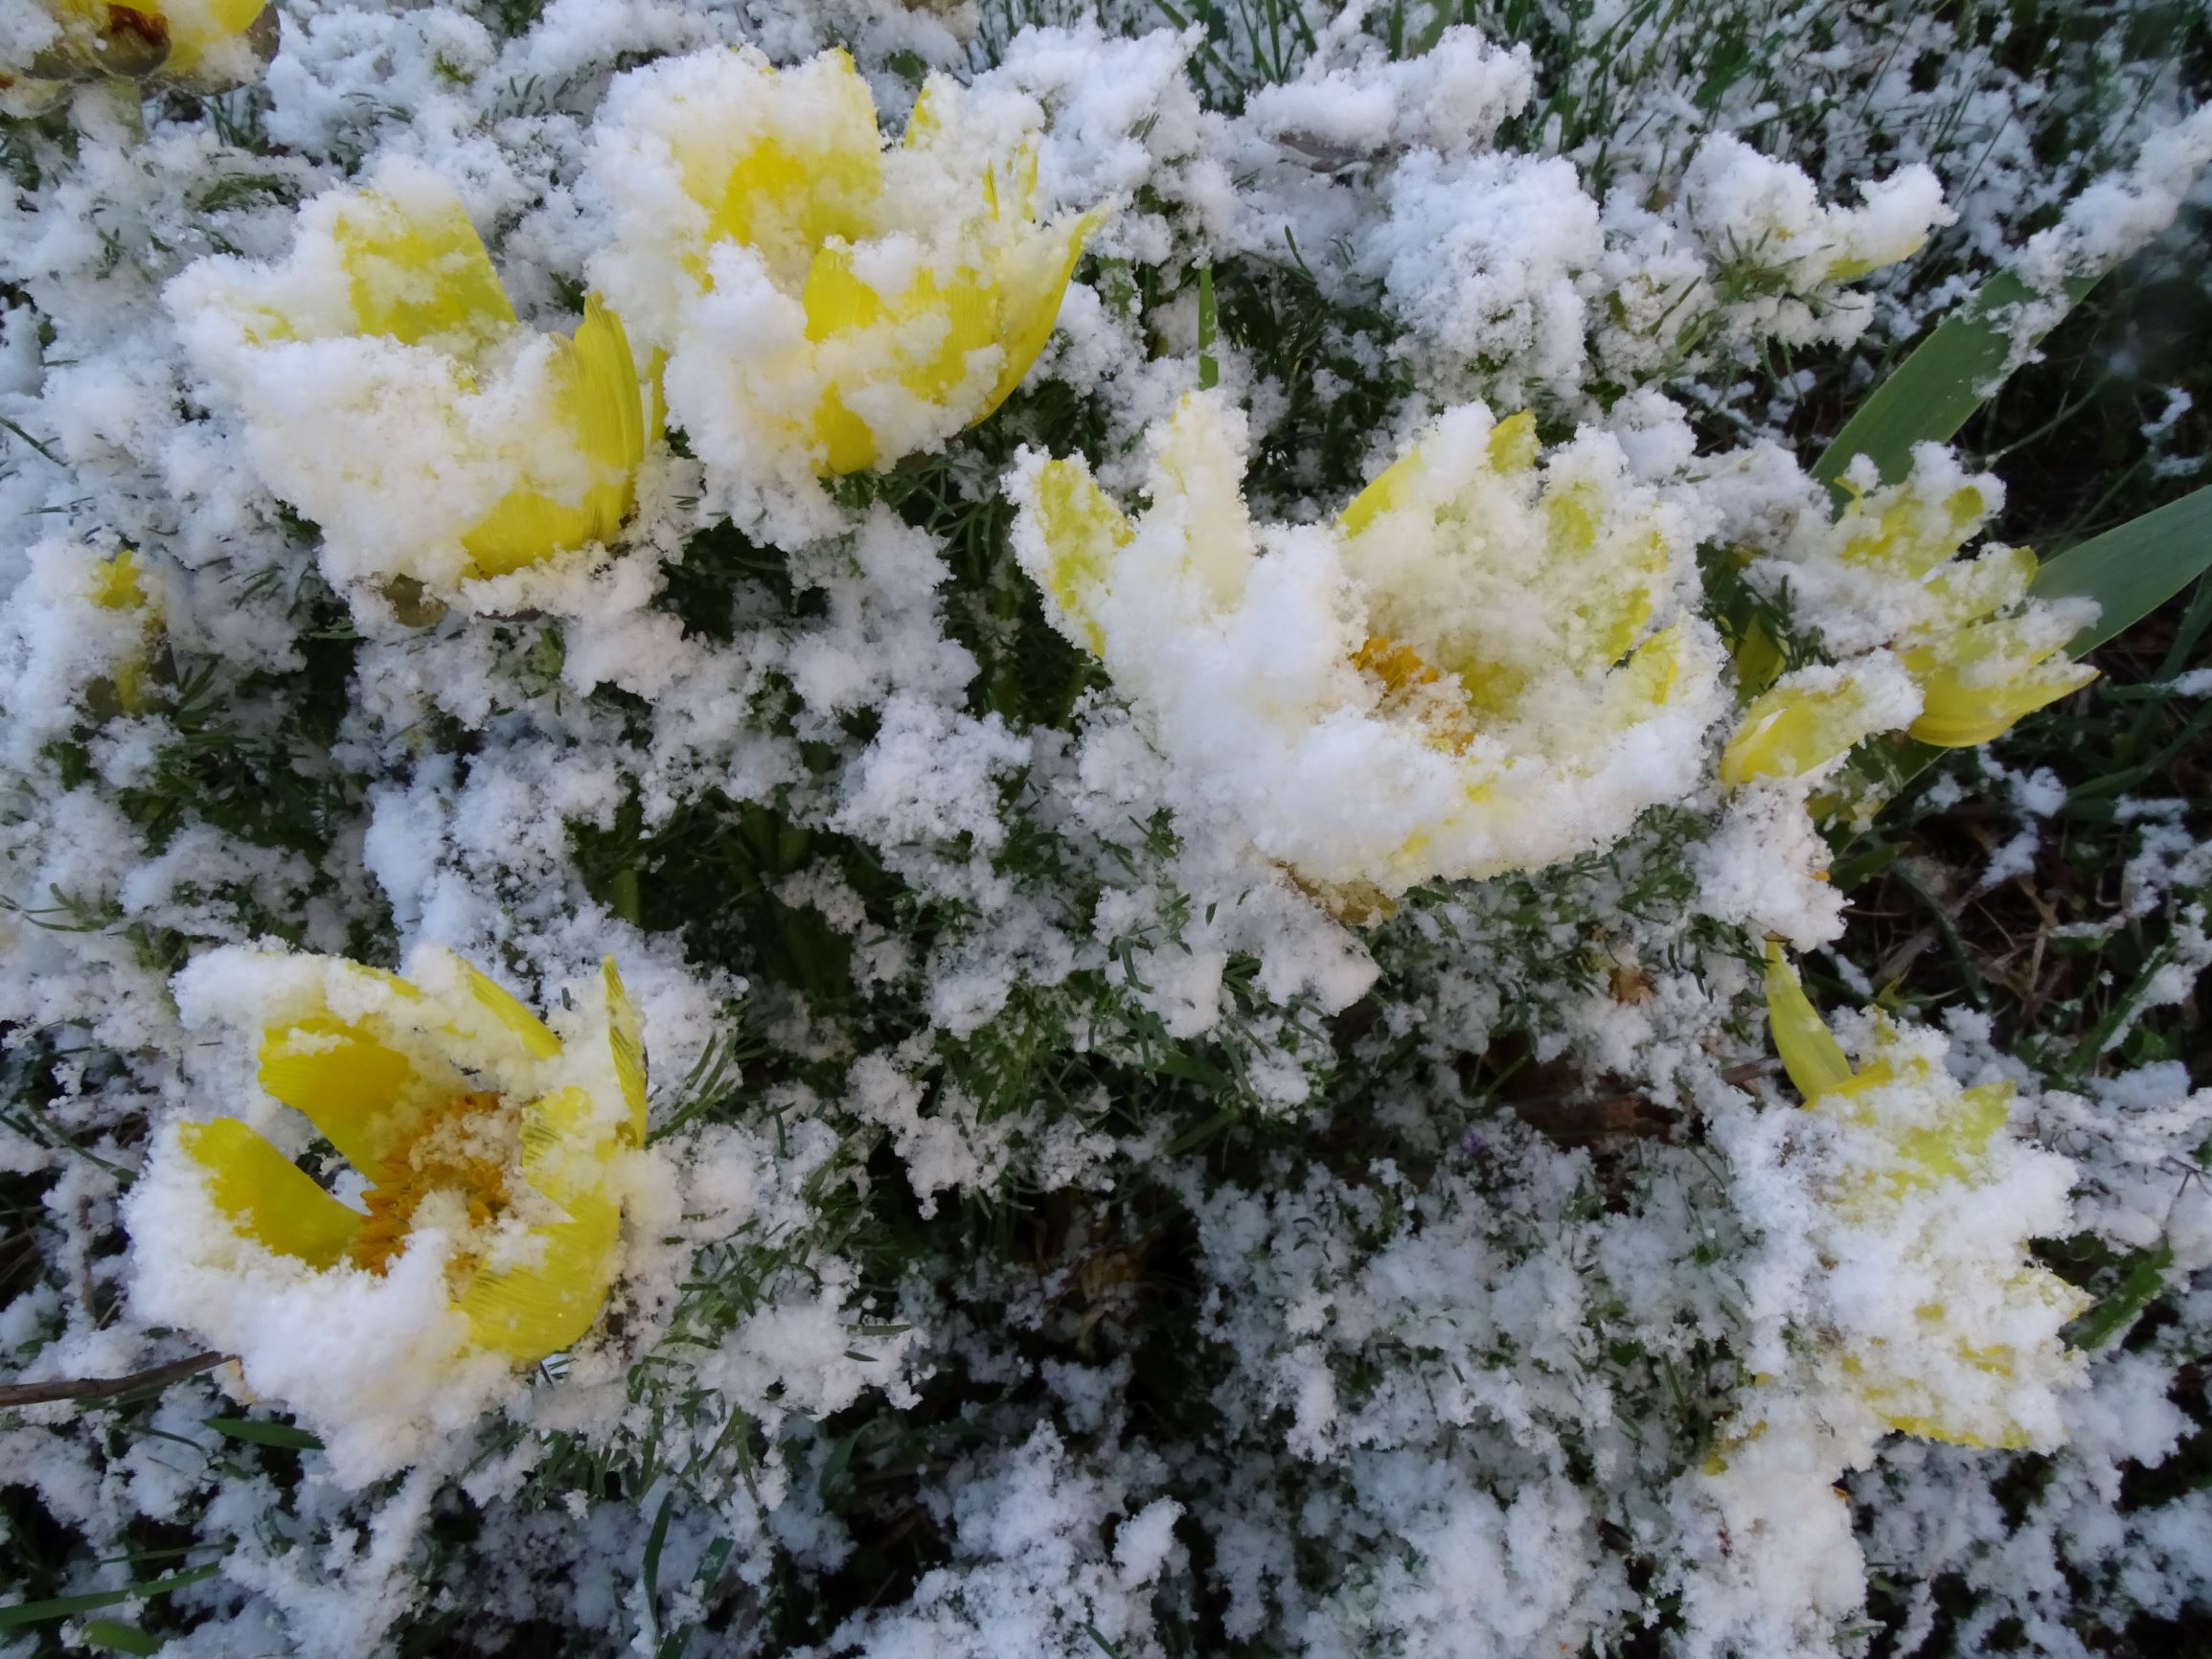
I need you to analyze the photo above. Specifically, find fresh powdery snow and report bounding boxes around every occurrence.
[1,0,2209,1654]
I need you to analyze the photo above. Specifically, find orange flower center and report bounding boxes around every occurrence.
[1354,634,1486,753]
[351,1090,513,1275]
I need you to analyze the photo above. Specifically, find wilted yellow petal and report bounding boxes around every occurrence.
[1764,941,1855,1100]
[181,1118,363,1269]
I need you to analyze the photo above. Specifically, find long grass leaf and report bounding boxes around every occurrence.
[1813,270,2100,489]
[2029,485,2212,654]
[0,1566,221,1628]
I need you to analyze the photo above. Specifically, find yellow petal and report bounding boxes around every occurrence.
[331,185,515,355]
[180,1118,362,1269]
[160,0,270,80]
[1028,458,1132,656]
[1720,672,1886,785]
[568,294,649,480]
[455,1193,622,1361]
[1918,544,2038,633]
[1764,942,1855,1100]
[515,1085,610,1207]
[978,206,1106,416]
[452,956,562,1061]
[1339,445,1426,539]
[1575,528,1665,664]
[257,1015,427,1173]
[812,383,880,476]
[1615,621,1687,708]
[603,957,648,1142]
[802,243,890,342]
[458,295,647,577]
[1904,623,2096,747]
[693,49,883,287]
[896,264,1000,407]
[89,548,146,611]
[461,489,608,578]
[1487,410,1539,473]
[1729,617,1786,700]
[1889,1079,2012,1189]
[901,80,943,149]
[1824,229,1927,283]
[1838,482,1990,580]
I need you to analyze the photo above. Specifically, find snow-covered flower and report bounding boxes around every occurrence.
[1010,391,1722,907]
[1721,452,2098,784]
[168,160,653,595]
[1,0,276,113]
[126,946,648,1466]
[1763,943,2088,1448]
[585,46,1103,494]
[85,546,160,715]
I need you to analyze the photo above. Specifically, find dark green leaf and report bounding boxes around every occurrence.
[202,1415,322,1450]
[1813,270,2100,491]
[2031,486,2212,654]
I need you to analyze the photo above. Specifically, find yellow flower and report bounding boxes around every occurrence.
[1010,392,1722,902]
[169,160,655,591]
[1764,943,2087,1448]
[86,545,161,715]
[157,947,646,1366]
[1,0,275,111]
[1721,461,2096,785]
[587,47,1103,483]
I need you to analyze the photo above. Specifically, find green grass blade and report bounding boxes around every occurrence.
[2030,485,2212,654]
[202,1414,322,1450]
[1197,264,1220,390]
[0,1565,221,1627]
[81,1620,162,1655]
[2065,1241,2173,1351]
[1813,269,2100,489]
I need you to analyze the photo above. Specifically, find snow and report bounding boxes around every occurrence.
[1,2,2209,1652]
